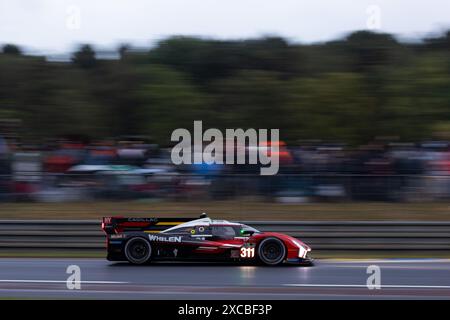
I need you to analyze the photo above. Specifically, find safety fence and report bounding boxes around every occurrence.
[3,173,450,202]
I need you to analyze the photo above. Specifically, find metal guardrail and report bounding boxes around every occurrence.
[1,220,450,251]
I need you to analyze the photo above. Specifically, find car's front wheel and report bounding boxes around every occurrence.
[124,237,152,265]
[257,237,286,266]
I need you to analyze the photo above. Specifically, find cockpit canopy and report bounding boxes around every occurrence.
[161,217,259,239]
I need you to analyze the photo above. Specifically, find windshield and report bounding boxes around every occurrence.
[240,224,260,233]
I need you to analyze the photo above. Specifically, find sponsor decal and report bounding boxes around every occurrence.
[110,234,126,239]
[128,218,158,222]
[230,250,240,258]
[148,234,182,243]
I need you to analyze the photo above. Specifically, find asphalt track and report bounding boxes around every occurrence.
[0,258,450,299]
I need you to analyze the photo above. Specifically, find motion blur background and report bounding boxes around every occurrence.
[0,1,450,218]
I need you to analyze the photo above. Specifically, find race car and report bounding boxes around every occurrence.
[101,213,313,266]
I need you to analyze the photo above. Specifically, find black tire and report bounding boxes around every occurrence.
[257,237,286,266]
[124,237,152,265]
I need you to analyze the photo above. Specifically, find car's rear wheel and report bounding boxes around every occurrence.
[257,237,286,266]
[124,237,152,265]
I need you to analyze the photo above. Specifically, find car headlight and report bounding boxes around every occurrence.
[292,239,309,258]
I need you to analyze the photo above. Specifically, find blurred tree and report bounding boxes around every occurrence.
[343,31,404,72]
[149,36,302,85]
[210,70,290,131]
[381,52,450,140]
[135,65,211,144]
[0,30,449,145]
[72,44,97,69]
[424,31,450,51]
[286,73,375,144]
[2,44,22,55]
[118,44,130,60]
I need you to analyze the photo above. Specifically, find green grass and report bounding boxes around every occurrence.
[0,200,449,220]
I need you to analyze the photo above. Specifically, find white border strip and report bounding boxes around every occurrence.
[284,283,450,289]
[0,279,128,284]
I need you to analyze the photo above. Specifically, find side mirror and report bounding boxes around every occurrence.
[239,229,255,236]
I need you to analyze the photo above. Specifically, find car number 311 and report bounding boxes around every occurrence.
[240,247,255,258]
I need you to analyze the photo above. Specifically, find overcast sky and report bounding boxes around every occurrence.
[1,0,449,54]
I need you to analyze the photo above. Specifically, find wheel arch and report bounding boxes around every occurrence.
[124,235,153,265]
[256,236,287,266]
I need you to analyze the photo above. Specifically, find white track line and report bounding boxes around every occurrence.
[284,283,450,289]
[2,280,449,290]
[322,259,450,263]
[0,280,128,284]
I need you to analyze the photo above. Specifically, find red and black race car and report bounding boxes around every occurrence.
[102,214,313,266]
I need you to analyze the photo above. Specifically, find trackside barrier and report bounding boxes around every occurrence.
[1,220,450,251]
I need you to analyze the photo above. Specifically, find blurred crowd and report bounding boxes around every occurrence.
[1,137,450,203]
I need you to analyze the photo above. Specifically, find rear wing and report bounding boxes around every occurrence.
[101,216,195,234]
